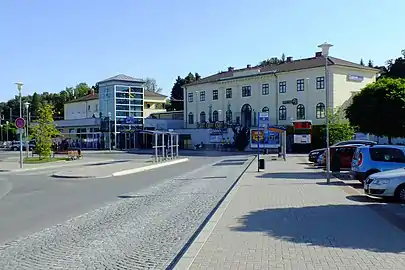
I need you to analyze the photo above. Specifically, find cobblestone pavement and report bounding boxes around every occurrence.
[0,156,253,269]
[186,156,405,270]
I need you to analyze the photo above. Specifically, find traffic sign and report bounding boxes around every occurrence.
[259,112,269,122]
[15,117,25,129]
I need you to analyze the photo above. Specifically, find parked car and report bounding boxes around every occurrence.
[351,145,405,183]
[315,144,362,170]
[308,140,377,163]
[364,168,405,201]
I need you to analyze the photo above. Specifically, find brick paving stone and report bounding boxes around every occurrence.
[188,156,405,270]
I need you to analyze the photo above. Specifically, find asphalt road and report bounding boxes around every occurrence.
[0,154,254,269]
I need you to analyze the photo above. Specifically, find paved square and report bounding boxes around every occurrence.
[186,156,405,270]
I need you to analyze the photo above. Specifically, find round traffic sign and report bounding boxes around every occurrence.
[15,117,25,129]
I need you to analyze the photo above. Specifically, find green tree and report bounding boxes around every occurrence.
[169,76,185,111]
[384,50,405,78]
[360,58,365,66]
[368,59,373,67]
[30,92,41,120]
[31,104,60,158]
[322,108,355,145]
[346,77,405,144]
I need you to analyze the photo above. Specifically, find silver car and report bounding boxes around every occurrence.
[364,168,405,200]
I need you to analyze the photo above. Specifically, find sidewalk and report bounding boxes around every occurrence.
[176,156,405,270]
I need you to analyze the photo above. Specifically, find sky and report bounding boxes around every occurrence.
[0,0,404,101]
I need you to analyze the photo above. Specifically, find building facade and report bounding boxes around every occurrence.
[183,52,379,129]
[54,74,169,149]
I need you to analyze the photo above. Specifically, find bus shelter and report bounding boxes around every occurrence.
[140,130,179,162]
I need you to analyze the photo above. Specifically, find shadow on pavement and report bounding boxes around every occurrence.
[257,172,325,180]
[231,204,405,253]
[126,149,251,157]
[346,195,399,204]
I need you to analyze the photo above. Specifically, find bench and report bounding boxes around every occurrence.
[67,150,83,160]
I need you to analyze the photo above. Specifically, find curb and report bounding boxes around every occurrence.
[112,158,189,177]
[52,158,189,179]
[168,156,256,270]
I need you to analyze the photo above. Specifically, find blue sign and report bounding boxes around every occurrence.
[259,112,269,122]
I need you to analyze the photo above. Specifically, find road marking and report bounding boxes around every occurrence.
[112,158,189,177]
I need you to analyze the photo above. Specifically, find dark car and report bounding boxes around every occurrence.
[308,140,377,163]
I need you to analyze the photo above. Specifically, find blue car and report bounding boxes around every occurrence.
[351,145,405,183]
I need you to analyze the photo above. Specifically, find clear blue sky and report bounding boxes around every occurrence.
[0,0,404,101]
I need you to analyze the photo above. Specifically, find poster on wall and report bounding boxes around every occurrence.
[250,129,280,148]
[293,134,311,144]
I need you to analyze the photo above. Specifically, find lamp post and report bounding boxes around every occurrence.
[195,91,199,126]
[5,121,9,142]
[0,125,2,142]
[15,82,24,168]
[24,102,30,157]
[108,112,112,151]
[318,42,333,184]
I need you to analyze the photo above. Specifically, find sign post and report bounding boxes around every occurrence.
[257,112,269,171]
[15,117,25,168]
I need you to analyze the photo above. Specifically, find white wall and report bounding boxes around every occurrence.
[64,99,99,120]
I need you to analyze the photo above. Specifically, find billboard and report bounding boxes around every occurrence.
[250,128,280,148]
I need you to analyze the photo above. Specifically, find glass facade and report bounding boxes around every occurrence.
[98,81,145,149]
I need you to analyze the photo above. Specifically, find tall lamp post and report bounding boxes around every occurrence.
[24,102,30,158]
[108,112,112,151]
[15,82,24,168]
[5,121,9,142]
[318,42,333,184]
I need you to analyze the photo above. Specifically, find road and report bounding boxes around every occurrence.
[0,154,254,269]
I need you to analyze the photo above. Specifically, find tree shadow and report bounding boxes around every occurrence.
[257,172,325,180]
[231,204,405,253]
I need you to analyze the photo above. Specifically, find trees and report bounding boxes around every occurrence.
[144,78,163,93]
[31,104,60,158]
[322,109,355,145]
[259,53,287,66]
[360,58,365,66]
[168,72,201,111]
[346,78,405,144]
[368,59,374,67]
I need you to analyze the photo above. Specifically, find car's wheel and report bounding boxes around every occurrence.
[394,184,405,201]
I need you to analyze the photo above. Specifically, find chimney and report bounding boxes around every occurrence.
[286,56,293,62]
[247,64,251,68]
[228,66,234,72]
[315,51,322,57]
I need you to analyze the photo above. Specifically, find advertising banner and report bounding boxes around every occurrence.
[250,128,280,148]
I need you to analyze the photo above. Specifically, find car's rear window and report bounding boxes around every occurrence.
[369,147,405,163]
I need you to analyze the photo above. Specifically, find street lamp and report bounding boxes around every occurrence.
[318,42,333,184]
[24,102,30,158]
[15,82,24,168]
[195,91,199,126]
[5,121,9,142]
[108,112,112,151]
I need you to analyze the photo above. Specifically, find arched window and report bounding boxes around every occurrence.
[262,107,269,113]
[200,111,206,122]
[278,106,287,120]
[213,110,219,122]
[226,110,232,123]
[241,104,252,127]
[188,112,194,124]
[296,104,305,120]
[316,103,326,119]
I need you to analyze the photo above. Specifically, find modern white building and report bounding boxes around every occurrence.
[183,52,379,128]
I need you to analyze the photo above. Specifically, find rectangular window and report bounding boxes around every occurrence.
[188,92,193,102]
[279,81,287,93]
[242,86,251,97]
[213,90,218,100]
[226,88,232,99]
[297,79,304,91]
[200,91,205,101]
[262,84,269,95]
[316,76,325,89]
